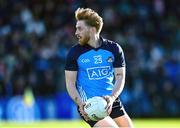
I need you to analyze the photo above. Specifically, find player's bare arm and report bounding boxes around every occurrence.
[104,67,125,114]
[65,71,81,104]
[112,67,126,99]
[65,70,89,120]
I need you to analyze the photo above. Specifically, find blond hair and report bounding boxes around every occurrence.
[75,8,103,34]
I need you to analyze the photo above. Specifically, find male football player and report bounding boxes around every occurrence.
[65,8,133,128]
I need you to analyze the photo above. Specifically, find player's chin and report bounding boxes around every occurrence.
[79,40,87,46]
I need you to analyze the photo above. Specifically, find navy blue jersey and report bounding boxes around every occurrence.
[65,37,125,102]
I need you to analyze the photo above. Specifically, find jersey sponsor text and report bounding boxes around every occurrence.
[87,66,111,80]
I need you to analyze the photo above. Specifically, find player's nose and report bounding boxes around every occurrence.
[75,30,78,36]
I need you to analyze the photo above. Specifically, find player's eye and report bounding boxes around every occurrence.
[78,27,82,31]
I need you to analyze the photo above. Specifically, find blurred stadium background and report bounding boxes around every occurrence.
[0,0,179,127]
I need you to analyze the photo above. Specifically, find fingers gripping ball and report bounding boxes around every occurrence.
[84,96,108,121]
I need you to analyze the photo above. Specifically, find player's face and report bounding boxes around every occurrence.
[75,20,91,45]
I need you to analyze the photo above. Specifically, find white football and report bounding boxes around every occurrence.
[84,96,108,121]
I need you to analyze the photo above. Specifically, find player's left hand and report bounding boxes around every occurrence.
[103,95,116,115]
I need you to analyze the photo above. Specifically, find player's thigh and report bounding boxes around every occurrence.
[94,116,119,128]
[113,113,134,128]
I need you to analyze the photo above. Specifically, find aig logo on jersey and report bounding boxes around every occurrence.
[87,66,111,80]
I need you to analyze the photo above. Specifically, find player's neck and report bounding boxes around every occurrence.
[88,35,100,48]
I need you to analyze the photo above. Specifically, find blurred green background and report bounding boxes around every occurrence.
[1,119,180,128]
[0,0,179,127]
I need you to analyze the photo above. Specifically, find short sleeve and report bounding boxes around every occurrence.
[65,47,78,71]
[113,43,126,68]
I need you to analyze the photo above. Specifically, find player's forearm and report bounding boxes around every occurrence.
[66,83,83,105]
[111,75,125,99]
[111,68,126,99]
[65,71,82,105]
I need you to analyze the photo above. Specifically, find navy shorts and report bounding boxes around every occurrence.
[78,98,125,127]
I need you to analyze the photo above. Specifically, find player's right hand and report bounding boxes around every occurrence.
[78,102,90,121]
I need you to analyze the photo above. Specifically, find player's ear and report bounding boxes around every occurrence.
[91,27,97,33]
